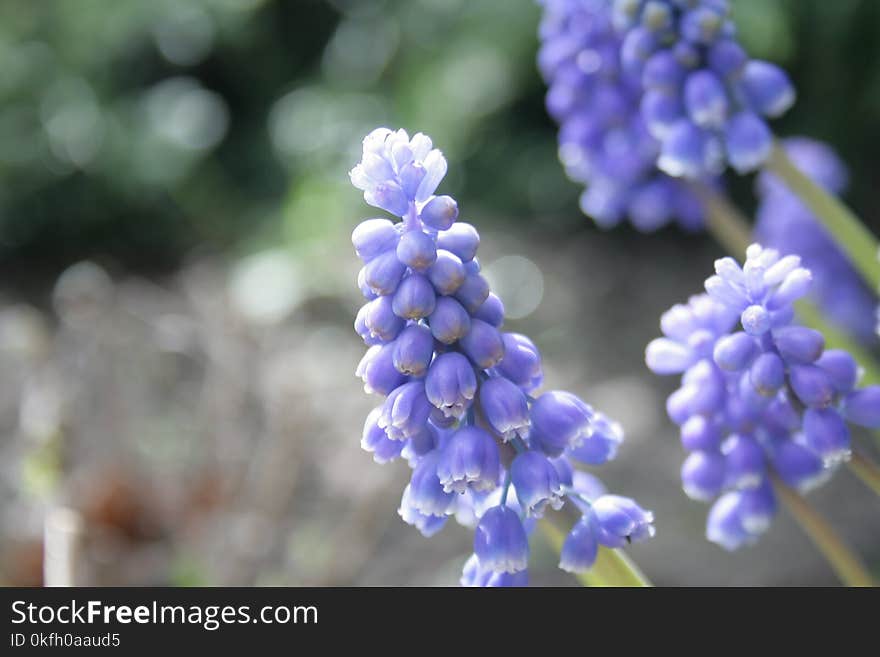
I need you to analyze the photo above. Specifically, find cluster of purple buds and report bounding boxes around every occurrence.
[646,244,880,549]
[612,0,795,178]
[538,0,705,231]
[755,138,879,345]
[351,127,655,586]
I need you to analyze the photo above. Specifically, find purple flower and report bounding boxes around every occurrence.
[460,553,528,587]
[474,505,529,574]
[479,376,530,441]
[495,333,543,392]
[529,390,594,457]
[537,0,707,231]
[436,426,501,494]
[612,0,793,178]
[589,495,656,548]
[647,243,876,549]
[350,127,654,585]
[425,352,477,420]
[510,451,565,518]
[559,515,599,574]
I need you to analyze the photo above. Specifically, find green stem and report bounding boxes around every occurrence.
[540,518,652,587]
[766,141,880,289]
[773,478,875,587]
[849,449,880,498]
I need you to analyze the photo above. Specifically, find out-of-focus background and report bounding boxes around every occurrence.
[1,0,879,586]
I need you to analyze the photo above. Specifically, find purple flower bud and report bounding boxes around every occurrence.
[363,249,407,296]
[511,451,564,517]
[415,149,447,202]
[767,268,812,310]
[551,456,574,488]
[789,364,834,408]
[738,481,777,534]
[771,439,829,492]
[474,505,529,574]
[529,390,593,457]
[724,112,772,174]
[495,333,542,392]
[361,407,404,464]
[436,222,480,262]
[354,303,383,346]
[559,516,598,574]
[723,434,765,489]
[749,352,785,395]
[680,6,725,44]
[740,303,771,335]
[352,218,400,262]
[708,39,747,78]
[464,257,480,275]
[425,352,477,419]
[803,408,850,466]
[684,70,728,128]
[620,26,656,77]
[640,0,672,32]
[589,495,655,548]
[680,415,721,451]
[436,426,501,494]
[706,491,761,551]
[357,267,377,300]
[428,296,471,344]
[454,273,491,314]
[356,344,406,396]
[740,61,795,118]
[645,337,695,374]
[403,422,440,466]
[407,451,456,517]
[773,326,824,364]
[641,90,683,138]
[680,359,726,414]
[364,295,405,342]
[642,51,685,90]
[427,249,466,295]
[392,323,434,377]
[379,381,433,441]
[568,412,623,465]
[473,292,505,328]
[399,161,426,199]
[365,181,410,217]
[398,484,448,537]
[392,274,437,320]
[681,450,726,501]
[816,350,858,394]
[479,376,530,441]
[459,319,505,369]
[396,229,437,271]
[460,553,527,587]
[713,332,756,371]
[843,386,880,428]
[420,195,459,231]
[658,120,717,178]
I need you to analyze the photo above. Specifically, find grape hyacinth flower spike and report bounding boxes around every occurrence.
[610,0,795,178]
[646,244,880,550]
[537,0,707,231]
[537,0,796,232]
[351,127,655,586]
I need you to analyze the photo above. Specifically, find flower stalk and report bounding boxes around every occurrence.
[773,477,875,587]
[766,142,880,289]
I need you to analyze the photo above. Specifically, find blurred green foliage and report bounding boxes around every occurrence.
[0,0,879,273]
